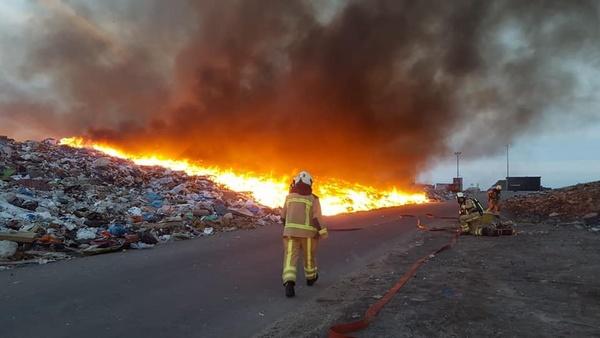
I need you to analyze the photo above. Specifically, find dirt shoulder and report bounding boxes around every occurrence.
[257,218,600,337]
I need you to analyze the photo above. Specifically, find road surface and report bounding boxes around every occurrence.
[0,202,455,338]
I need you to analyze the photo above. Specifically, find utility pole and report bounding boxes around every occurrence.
[506,144,510,179]
[454,152,462,177]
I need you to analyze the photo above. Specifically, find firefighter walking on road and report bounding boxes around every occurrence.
[487,185,502,213]
[281,171,328,298]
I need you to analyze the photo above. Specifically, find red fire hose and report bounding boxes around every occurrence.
[328,218,460,338]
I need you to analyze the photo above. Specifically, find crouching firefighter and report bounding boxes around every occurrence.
[457,192,513,236]
[281,171,329,298]
[457,192,484,234]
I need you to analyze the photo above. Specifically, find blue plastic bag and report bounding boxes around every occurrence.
[17,187,34,196]
[108,224,127,237]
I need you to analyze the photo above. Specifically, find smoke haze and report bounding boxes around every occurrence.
[1,0,599,185]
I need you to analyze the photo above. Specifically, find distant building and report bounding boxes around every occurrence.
[435,178,462,192]
[453,177,463,192]
[491,177,542,192]
[507,176,542,191]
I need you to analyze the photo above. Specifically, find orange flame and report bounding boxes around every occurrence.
[59,137,428,215]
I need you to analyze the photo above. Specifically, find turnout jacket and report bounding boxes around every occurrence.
[460,198,479,216]
[488,189,501,201]
[281,193,324,238]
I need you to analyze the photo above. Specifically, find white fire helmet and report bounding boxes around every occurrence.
[294,171,313,186]
[496,185,502,190]
[456,192,464,198]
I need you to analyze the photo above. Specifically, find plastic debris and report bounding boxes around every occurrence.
[76,228,98,240]
[200,214,219,222]
[0,136,280,264]
[127,207,142,217]
[0,240,18,259]
[0,230,37,243]
[108,224,127,237]
[130,242,154,249]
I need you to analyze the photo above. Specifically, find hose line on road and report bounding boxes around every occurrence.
[328,219,460,338]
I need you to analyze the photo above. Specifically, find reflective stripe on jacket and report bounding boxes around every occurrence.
[460,199,478,215]
[281,193,323,238]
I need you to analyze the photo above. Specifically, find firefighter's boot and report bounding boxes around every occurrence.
[307,273,319,286]
[284,281,295,298]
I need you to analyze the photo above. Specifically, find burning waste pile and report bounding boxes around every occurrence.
[0,136,280,267]
[504,181,600,232]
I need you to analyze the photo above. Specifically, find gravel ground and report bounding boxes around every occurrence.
[257,217,600,337]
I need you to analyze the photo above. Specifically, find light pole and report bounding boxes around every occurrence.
[454,152,462,178]
[506,144,510,179]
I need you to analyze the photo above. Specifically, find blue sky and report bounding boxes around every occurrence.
[420,124,600,188]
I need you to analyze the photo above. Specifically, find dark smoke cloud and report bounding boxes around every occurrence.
[1,0,599,185]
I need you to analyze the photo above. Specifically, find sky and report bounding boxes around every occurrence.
[419,124,600,188]
[1,1,599,189]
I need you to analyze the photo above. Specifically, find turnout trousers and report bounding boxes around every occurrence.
[487,199,500,213]
[282,236,318,284]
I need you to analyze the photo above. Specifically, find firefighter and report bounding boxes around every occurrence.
[281,171,328,298]
[457,192,483,234]
[456,192,512,236]
[487,185,502,213]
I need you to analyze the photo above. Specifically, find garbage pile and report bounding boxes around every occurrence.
[0,136,281,267]
[424,187,454,202]
[504,181,600,229]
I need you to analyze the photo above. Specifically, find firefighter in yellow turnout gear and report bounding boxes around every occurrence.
[487,185,502,213]
[457,192,484,234]
[281,171,328,298]
[457,192,513,236]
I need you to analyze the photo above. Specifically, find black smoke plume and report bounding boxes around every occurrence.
[1,0,599,185]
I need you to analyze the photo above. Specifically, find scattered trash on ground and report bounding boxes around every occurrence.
[0,136,280,268]
[504,181,600,230]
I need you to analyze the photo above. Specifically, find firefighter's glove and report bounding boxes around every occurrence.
[318,227,329,240]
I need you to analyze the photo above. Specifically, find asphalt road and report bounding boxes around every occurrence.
[0,202,455,338]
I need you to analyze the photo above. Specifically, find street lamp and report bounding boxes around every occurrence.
[454,152,462,178]
[506,144,510,179]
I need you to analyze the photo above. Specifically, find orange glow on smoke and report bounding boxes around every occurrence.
[59,137,428,215]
